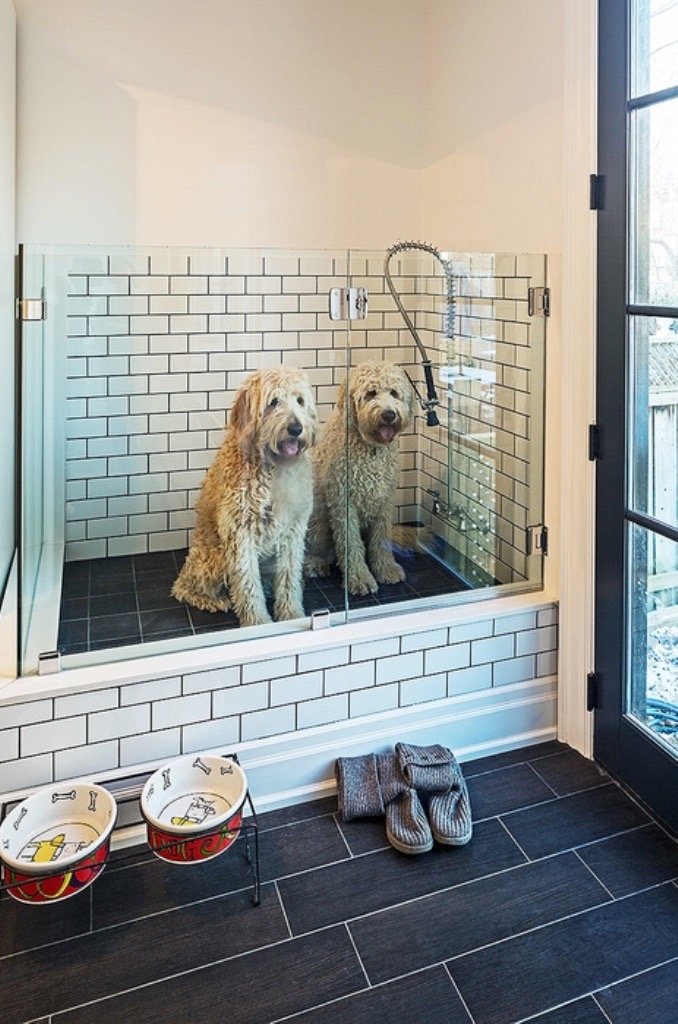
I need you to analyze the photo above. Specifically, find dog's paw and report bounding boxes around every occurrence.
[304,557,331,579]
[375,561,406,586]
[275,602,305,622]
[348,570,378,596]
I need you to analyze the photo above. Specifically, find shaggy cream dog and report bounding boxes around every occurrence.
[172,367,318,626]
[306,360,415,596]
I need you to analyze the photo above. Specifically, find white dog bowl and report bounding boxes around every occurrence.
[0,782,117,904]
[140,755,247,864]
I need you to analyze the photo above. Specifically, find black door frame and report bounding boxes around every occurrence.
[594,0,678,832]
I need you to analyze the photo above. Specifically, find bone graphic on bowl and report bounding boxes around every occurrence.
[13,807,28,830]
[220,764,234,775]
[170,795,217,827]
[52,790,77,803]
[88,790,98,812]
[192,757,212,775]
[162,769,171,790]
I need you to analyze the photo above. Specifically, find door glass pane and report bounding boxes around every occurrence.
[630,96,678,307]
[632,0,678,97]
[628,315,678,529]
[628,522,678,755]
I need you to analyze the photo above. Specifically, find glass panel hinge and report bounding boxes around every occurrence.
[525,525,548,556]
[38,650,61,675]
[17,297,47,321]
[328,287,368,321]
[528,287,550,317]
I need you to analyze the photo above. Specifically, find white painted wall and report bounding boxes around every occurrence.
[421,0,565,254]
[0,0,16,609]
[15,0,566,254]
[15,0,426,248]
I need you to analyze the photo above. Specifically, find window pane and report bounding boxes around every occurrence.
[628,523,678,756]
[632,0,678,97]
[628,316,678,529]
[630,97,678,306]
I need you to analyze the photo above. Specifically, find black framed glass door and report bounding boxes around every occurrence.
[595,0,678,831]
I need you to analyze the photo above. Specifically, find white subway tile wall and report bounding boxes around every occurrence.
[0,605,557,794]
[64,247,545,593]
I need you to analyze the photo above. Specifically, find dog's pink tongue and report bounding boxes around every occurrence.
[281,439,300,456]
[378,425,395,443]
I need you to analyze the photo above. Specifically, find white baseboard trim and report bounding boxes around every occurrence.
[111,675,556,849]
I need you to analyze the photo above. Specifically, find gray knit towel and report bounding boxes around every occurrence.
[395,742,459,792]
[335,754,385,821]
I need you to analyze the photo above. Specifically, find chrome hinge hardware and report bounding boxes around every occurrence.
[525,524,548,556]
[38,650,61,675]
[17,297,47,321]
[329,287,369,321]
[528,287,550,318]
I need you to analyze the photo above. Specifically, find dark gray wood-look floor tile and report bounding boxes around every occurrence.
[93,838,258,928]
[466,762,556,819]
[54,925,364,1024]
[336,815,390,856]
[501,783,650,860]
[576,824,678,897]
[350,852,610,985]
[259,813,350,880]
[278,965,470,1024]
[528,997,608,1023]
[447,883,678,1024]
[2,883,287,1024]
[277,817,525,935]
[529,749,610,795]
[256,796,338,831]
[595,957,678,1024]
[462,741,567,778]
[0,885,92,957]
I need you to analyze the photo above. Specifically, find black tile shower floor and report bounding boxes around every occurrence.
[0,743,675,1024]
[57,548,470,655]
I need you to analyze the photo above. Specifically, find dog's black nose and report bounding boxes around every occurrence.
[381,409,396,424]
[288,420,303,438]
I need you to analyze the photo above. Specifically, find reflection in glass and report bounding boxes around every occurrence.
[633,0,678,97]
[631,98,678,307]
[628,523,678,754]
[629,316,678,530]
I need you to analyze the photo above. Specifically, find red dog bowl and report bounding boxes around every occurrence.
[140,755,247,865]
[0,783,117,905]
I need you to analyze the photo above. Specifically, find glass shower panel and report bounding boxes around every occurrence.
[20,246,67,673]
[342,248,547,619]
[19,245,351,673]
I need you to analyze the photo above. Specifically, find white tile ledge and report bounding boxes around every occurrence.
[0,590,558,706]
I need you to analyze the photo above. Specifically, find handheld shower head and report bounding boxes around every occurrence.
[385,240,455,428]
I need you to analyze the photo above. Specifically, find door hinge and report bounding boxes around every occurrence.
[525,524,548,556]
[590,173,604,210]
[588,423,600,461]
[17,297,47,321]
[587,671,598,711]
[328,287,368,321]
[528,286,550,318]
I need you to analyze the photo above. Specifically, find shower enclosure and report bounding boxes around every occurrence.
[19,243,547,675]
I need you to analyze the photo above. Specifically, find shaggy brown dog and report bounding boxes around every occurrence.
[305,361,415,596]
[172,367,318,626]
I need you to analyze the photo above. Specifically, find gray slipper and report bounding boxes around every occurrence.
[428,771,473,846]
[395,742,457,792]
[335,754,385,821]
[378,752,433,855]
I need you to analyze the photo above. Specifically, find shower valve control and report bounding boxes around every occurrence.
[329,287,368,321]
